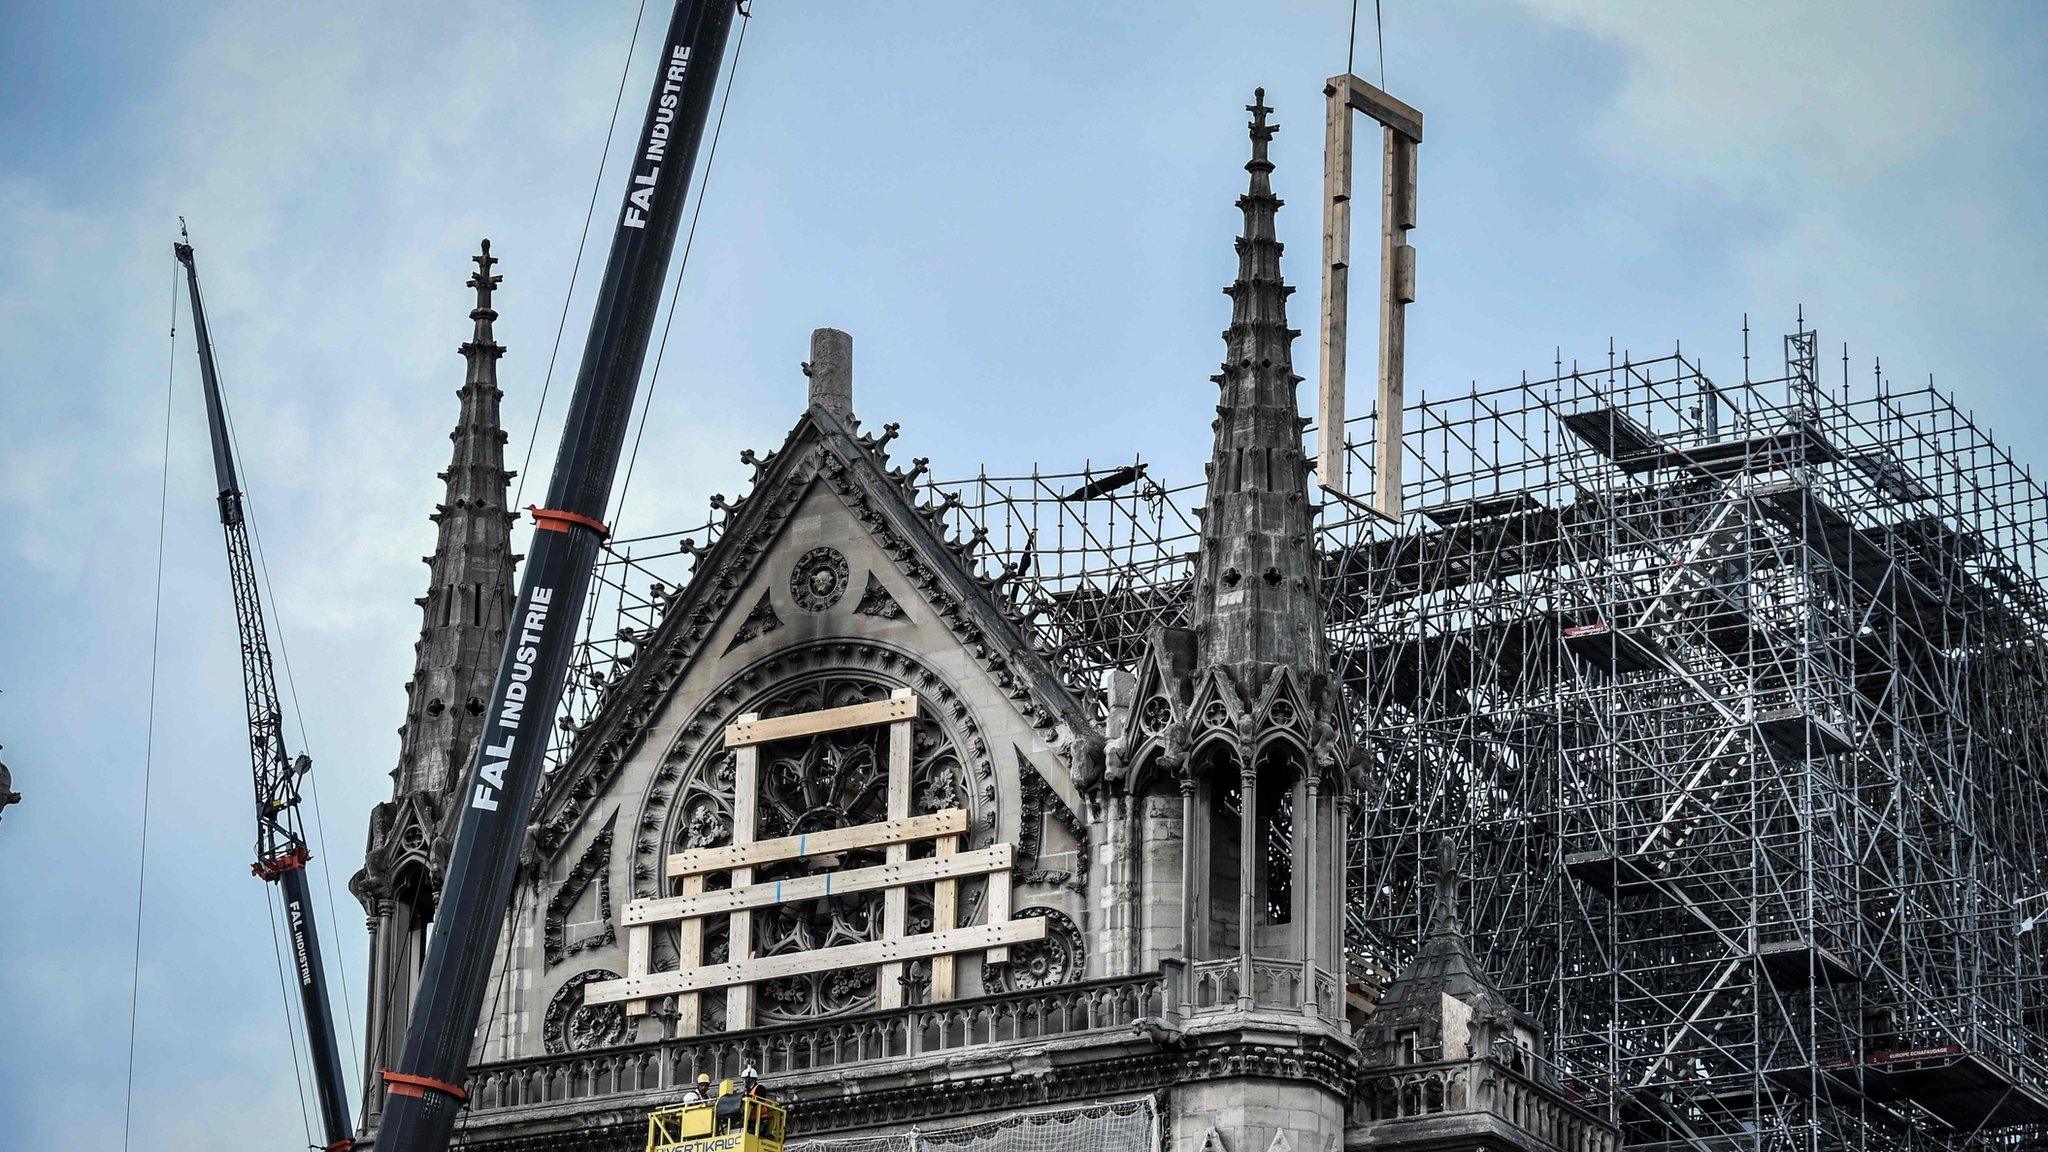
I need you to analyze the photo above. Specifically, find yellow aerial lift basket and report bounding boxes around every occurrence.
[646,1081,788,1152]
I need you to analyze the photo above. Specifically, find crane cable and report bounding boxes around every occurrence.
[513,0,653,512]
[236,438,363,1084]
[452,5,683,1135]
[1376,1,1386,87]
[452,897,529,1144]
[215,294,364,1092]
[491,0,650,785]
[265,882,318,1148]
[609,0,753,537]
[198,272,328,1144]
[1346,0,1387,87]
[460,22,754,1138]
[123,258,180,1152]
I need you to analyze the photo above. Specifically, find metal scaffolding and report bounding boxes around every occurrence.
[557,318,2048,1149]
[1332,321,2048,1150]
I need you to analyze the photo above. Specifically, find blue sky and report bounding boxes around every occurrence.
[3,1,2045,1146]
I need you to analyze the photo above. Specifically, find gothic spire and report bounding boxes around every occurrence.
[393,239,518,798]
[1191,89,1326,679]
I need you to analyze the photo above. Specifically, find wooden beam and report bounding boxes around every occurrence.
[624,924,652,1017]
[582,919,1048,1006]
[929,833,960,1000]
[1338,74,1424,145]
[1374,128,1416,522]
[877,691,914,1010]
[674,873,705,1034]
[985,865,1014,966]
[1318,74,1356,497]
[722,695,918,748]
[624,845,1014,926]
[665,809,969,877]
[727,725,759,1030]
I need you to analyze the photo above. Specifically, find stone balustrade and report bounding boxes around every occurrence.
[1185,956,1339,1017]
[464,974,1165,1115]
[1351,1044,1617,1152]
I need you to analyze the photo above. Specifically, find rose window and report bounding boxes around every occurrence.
[662,672,980,1025]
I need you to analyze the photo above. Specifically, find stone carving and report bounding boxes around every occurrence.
[789,546,849,612]
[853,571,904,620]
[724,591,782,654]
[544,809,616,967]
[354,788,448,910]
[1016,747,1088,891]
[543,969,628,1054]
[1137,694,1173,738]
[982,906,1084,994]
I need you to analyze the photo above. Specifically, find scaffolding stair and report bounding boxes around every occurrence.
[1756,939,1864,989]
[1563,619,1670,675]
[1754,707,1855,761]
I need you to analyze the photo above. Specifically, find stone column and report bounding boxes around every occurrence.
[1300,774,1319,1012]
[1238,754,1256,1013]
[1179,772,1199,970]
[360,901,392,1128]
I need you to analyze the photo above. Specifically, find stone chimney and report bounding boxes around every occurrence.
[806,327,853,417]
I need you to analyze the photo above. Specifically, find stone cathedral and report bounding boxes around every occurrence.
[352,95,1616,1152]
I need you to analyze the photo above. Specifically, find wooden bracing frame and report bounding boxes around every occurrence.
[595,688,1037,1029]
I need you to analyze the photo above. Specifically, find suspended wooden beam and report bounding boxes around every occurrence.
[1319,72,1422,521]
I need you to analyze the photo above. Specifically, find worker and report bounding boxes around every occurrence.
[714,1069,749,1134]
[681,1072,712,1104]
[741,1066,766,1136]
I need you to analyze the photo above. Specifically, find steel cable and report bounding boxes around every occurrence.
[514,0,653,512]
[122,256,179,1152]
[609,1,752,537]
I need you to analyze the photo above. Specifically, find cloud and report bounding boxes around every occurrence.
[1515,0,1992,193]
[1508,0,2047,415]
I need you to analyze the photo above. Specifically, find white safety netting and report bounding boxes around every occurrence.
[790,1097,1157,1152]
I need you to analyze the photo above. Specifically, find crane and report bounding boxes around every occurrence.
[374,3,740,1149]
[174,228,356,1152]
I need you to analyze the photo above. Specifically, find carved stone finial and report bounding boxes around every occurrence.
[468,238,502,313]
[1247,87,1277,166]
[1428,835,1463,938]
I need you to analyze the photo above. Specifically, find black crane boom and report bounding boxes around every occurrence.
[374,4,738,1150]
[175,231,355,1152]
